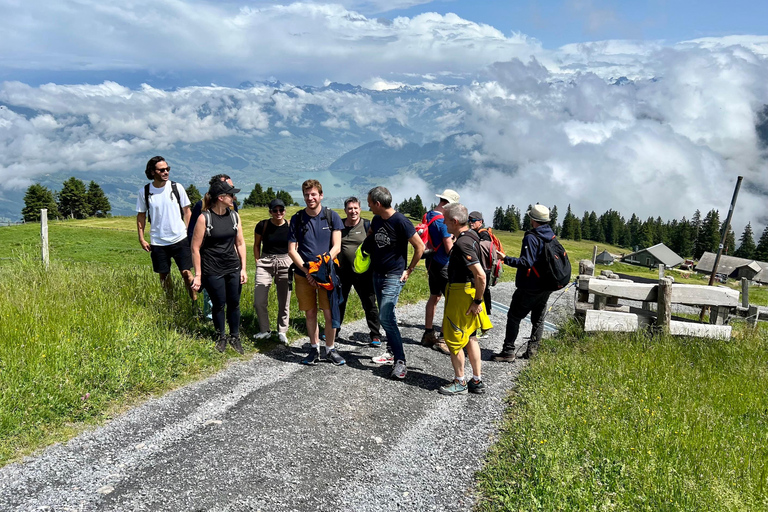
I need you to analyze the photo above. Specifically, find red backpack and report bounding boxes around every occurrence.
[416,212,444,251]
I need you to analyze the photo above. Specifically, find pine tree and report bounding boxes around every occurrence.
[550,205,558,234]
[85,181,111,217]
[755,226,768,262]
[492,207,505,230]
[560,205,574,239]
[264,187,276,204]
[186,184,202,206]
[735,223,756,259]
[521,204,533,231]
[691,209,702,255]
[723,223,736,255]
[22,184,59,222]
[276,189,297,207]
[581,211,591,240]
[696,209,721,257]
[243,183,264,208]
[58,177,89,219]
[504,206,518,232]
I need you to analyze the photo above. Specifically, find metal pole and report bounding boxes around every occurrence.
[41,208,49,268]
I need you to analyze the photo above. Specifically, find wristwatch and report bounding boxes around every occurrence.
[473,299,483,305]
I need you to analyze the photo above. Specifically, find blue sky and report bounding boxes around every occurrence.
[389,0,768,47]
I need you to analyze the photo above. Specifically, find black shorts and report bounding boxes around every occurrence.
[427,259,449,296]
[150,240,193,275]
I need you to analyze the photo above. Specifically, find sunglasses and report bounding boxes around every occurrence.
[271,207,285,213]
[155,166,170,173]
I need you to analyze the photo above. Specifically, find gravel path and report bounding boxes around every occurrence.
[0,282,575,512]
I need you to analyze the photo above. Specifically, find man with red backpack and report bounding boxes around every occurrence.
[420,189,459,355]
[469,211,494,332]
[493,204,568,362]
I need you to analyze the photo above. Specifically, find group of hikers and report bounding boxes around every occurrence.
[136,156,565,396]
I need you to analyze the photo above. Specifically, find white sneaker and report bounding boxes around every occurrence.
[390,360,407,379]
[277,332,288,344]
[371,352,395,365]
[253,331,271,340]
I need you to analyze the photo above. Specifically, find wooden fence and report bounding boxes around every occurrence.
[572,258,768,339]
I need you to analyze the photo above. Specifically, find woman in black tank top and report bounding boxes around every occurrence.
[190,180,247,354]
[252,198,292,343]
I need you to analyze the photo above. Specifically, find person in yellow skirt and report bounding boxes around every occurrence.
[438,203,492,395]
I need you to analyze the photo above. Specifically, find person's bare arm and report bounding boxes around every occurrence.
[401,232,425,282]
[235,225,248,284]
[190,215,206,291]
[467,263,486,316]
[329,229,342,260]
[137,213,150,252]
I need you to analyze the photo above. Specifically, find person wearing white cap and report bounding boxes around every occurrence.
[420,189,460,354]
[493,203,554,362]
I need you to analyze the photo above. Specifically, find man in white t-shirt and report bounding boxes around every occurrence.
[136,156,196,300]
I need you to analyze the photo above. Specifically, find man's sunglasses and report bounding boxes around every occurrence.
[155,166,170,173]
[271,207,285,213]
[469,218,481,223]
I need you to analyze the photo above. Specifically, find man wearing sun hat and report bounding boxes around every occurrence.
[492,203,554,362]
[420,188,459,355]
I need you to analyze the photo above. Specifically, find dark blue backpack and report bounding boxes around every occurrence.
[529,231,572,290]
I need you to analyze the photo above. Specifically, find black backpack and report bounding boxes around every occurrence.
[529,230,572,291]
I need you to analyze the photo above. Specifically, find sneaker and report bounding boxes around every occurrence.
[371,352,395,365]
[229,334,244,355]
[277,332,289,344]
[421,330,438,348]
[390,360,407,379]
[468,378,486,394]
[301,346,320,366]
[439,379,468,395]
[253,331,271,341]
[432,341,451,355]
[370,336,382,348]
[215,333,228,353]
[325,347,346,366]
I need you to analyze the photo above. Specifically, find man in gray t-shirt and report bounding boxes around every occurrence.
[337,197,381,346]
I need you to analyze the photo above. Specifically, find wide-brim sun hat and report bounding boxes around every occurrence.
[436,189,460,204]
[527,204,550,223]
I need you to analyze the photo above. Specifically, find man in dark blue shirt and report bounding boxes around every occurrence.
[367,186,424,380]
[288,179,346,366]
[493,204,555,362]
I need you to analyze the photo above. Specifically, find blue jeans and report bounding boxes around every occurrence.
[373,272,406,362]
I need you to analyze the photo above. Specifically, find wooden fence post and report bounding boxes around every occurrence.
[656,277,672,333]
[658,264,664,280]
[748,305,759,328]
[741,278,749,308]
[41,208,49,268]
[592,245,598,265]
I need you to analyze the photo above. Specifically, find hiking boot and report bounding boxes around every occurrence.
[525,341,540,359]
[325,347,346,366]
[491,350,516,362]
[370,336,382,348]
[372,352,395,365]
[390,360,407,380]
[302,346,320,366]
[421,330,438,348]
[468,378,486,394]
[215,333,228,353]
[439,379,468,395]
[229,334,244,355]
[432,340,451,355]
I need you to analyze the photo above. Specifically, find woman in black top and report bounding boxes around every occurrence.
[253,198,292,344]
[191,180,248,354]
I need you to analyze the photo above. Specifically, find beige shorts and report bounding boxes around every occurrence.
[294,273,331,312]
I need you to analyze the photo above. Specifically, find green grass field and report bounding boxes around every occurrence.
[476,322,768,511]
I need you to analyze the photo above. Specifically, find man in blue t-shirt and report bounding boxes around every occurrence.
[288,179,346,366]
[421,189,459,355]
[367,186,425,380]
